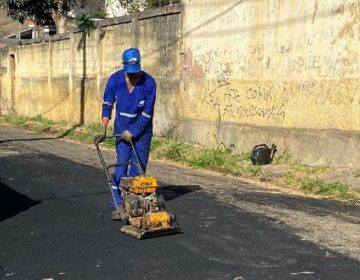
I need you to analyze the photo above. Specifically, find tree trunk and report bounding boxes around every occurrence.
[51,0,68,34]
[52,12,67,34]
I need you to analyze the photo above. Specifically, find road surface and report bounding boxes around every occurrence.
[0,125,359,280]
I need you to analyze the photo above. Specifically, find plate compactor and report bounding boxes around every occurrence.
[95,136,182,239]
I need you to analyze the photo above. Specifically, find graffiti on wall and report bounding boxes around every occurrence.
[198,65,287,121]
[200,82,286,120]
[198,73,360,123]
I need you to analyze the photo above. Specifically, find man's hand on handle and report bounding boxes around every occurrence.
[93,127,107,144]
[121,130,132,142]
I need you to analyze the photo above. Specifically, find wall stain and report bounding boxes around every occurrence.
[312,0,318,24]
[181,50,206,82]
[332,2,360,44]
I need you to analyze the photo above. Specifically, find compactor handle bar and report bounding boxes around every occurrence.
[94,135,145,210]
[100,134,145,176]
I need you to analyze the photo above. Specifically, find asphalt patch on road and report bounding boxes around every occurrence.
[0,152,359,280]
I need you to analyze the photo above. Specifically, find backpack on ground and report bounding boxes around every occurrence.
[250,144,277,165]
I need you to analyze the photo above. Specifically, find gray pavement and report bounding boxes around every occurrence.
[0,125,360,280]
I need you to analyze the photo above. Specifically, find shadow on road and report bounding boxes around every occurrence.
[0,181,41,222]
[158,185,201,201]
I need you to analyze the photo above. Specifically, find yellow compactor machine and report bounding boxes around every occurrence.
[95,137,182,239]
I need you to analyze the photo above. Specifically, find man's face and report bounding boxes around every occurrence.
[127,72,141,79]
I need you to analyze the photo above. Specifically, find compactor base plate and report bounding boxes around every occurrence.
[120,225,182,239]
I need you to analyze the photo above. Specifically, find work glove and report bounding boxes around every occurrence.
[93,127,107,144]
[121,130,132,142]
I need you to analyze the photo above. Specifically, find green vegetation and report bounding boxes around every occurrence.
[284,173,349,195]
[273,149,292,164]
[118,0,179,13]
[0,0,107,34]
[0,0,53,25]
[151,138,261,176]
[0,114,54,131]
[144,0,179,9]
[0,113,358,202]
[276,154,356,200]
[75,12,107,33]
[0,114,115,148]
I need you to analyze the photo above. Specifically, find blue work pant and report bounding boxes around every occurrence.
[110,133,152,208]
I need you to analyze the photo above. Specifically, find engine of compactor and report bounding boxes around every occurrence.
[120,176,174,231]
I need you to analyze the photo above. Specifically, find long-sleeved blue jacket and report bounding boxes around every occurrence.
[102,69,156,138]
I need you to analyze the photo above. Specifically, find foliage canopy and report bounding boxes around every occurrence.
[0,1,105,31]
[118,0,178,13]
[0,0,54,25]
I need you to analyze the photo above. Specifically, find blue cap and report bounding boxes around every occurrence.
[122,48,141,73]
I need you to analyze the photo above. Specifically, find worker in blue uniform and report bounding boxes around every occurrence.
[94,48,157,220]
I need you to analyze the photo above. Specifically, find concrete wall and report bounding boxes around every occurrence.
[0,5,182,134]
[178,0,360,168]
[0,47,10,115]
[1,1,360,168]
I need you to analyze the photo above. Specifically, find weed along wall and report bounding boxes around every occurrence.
[178,0,360,168]
[0,1,360,168]
[0,4,182,134]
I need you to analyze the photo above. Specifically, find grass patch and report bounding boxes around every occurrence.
[273,149,292,164]
[151,138,192,161]
[0,114,30,126]
[283,171,358,202]
[265,149,347,199]
[282,161,356,200]
[1,114,58,133]
[289,160,329,175]
[0,113,116,147]
[301,179,349,196]
[150,137,261,177]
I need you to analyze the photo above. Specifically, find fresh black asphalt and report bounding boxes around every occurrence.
[1,140,360,279]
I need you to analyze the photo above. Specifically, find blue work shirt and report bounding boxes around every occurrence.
[102,69,156,138]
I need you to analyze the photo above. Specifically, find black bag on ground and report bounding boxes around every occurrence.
[250,144,277,165]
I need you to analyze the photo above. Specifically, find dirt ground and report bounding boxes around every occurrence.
[1,125,359,262]
[148,160,360,261]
